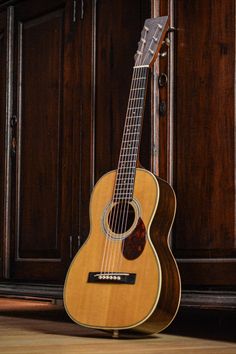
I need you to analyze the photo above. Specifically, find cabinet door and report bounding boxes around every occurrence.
[10,0,78,282]
[0,10,7,278]
[94,0,151,181]
[173,0,236,287]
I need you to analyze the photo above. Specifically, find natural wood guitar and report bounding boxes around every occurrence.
[64,16,181,336]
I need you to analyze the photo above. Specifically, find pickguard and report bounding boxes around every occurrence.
[122,217,146,260]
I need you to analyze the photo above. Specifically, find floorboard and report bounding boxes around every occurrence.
[0,298,235,354]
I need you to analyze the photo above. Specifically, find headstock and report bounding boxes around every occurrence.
[134,16,169,67]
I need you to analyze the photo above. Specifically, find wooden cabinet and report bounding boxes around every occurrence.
[155,0,236,306]
[172,0,236,291]
[0,0,88,282]
[10,0,74,281]
[0,0,235,306]
[0,0,151,288]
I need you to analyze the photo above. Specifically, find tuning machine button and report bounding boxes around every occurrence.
[158,51,167,58]
[164,37,171,46]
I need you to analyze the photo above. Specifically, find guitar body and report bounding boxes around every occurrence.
[64,168,181,334]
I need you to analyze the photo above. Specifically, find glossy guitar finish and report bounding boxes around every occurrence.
[64,15,181,335]
[64,168,181,333]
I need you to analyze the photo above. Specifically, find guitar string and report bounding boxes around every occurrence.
[116,67,147,272]
[107,65,140,274]
[100,24,162,275]
[106,31,149,274]
[109,65,141,273]
[100,66,139,274]
[113,24,158,272]
[109,47,146,273]
[105,36,149,274]
[117,25,164,271]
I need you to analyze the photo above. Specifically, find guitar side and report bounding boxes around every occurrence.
[137,175,181,334]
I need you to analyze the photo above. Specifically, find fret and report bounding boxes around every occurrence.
[126,115,142,119]
[115,183,135,188]
[130,87,145,91]
[121,161,136,166]
[120,153,137,158]
[120,147,138,151]
[127,107,143,110]
[117,171,136,176]
[116,175,135,180]
[116,177,135,182]
[124,130,139,134]
[132,76,146,80]
[121,139,139,143]
[129,97,144,101]
[124,124,141,128]
[118,167,136,174]
[113,197,133,202]
[123,132,139,136]
[121,145,138,151]
[114,192,133,197]
[115,185,134,191]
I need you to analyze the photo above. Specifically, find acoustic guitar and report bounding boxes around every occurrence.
[64,15,181,336]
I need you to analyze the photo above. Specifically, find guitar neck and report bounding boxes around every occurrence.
[113,65,149,202]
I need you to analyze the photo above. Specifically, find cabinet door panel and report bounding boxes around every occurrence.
[11,0,73,281]
[94,0,151,182]
[173,0,236,286]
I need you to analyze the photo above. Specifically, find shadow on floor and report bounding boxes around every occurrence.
[165,307,236,343]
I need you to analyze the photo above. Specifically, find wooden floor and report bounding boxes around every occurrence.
[0,298,235,354]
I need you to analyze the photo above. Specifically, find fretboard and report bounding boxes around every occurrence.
[113,66,149,202]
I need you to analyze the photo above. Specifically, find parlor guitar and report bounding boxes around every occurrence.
[64,16,181,335]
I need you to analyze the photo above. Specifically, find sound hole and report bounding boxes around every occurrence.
[108,202,136,235]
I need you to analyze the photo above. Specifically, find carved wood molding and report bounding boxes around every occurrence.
[181,290,236,310]
[0,282,63,299]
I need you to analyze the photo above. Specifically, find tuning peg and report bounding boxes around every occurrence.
[158,51,167,58]
[165,37,171,46]
[149,48,154,55]
[167,26,177,33]
[162,37,171,47]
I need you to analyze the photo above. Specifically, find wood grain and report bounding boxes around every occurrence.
[64,169,161,329]
[173,0,236,286]
[64,168,180,333]
[0,299,236,353]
